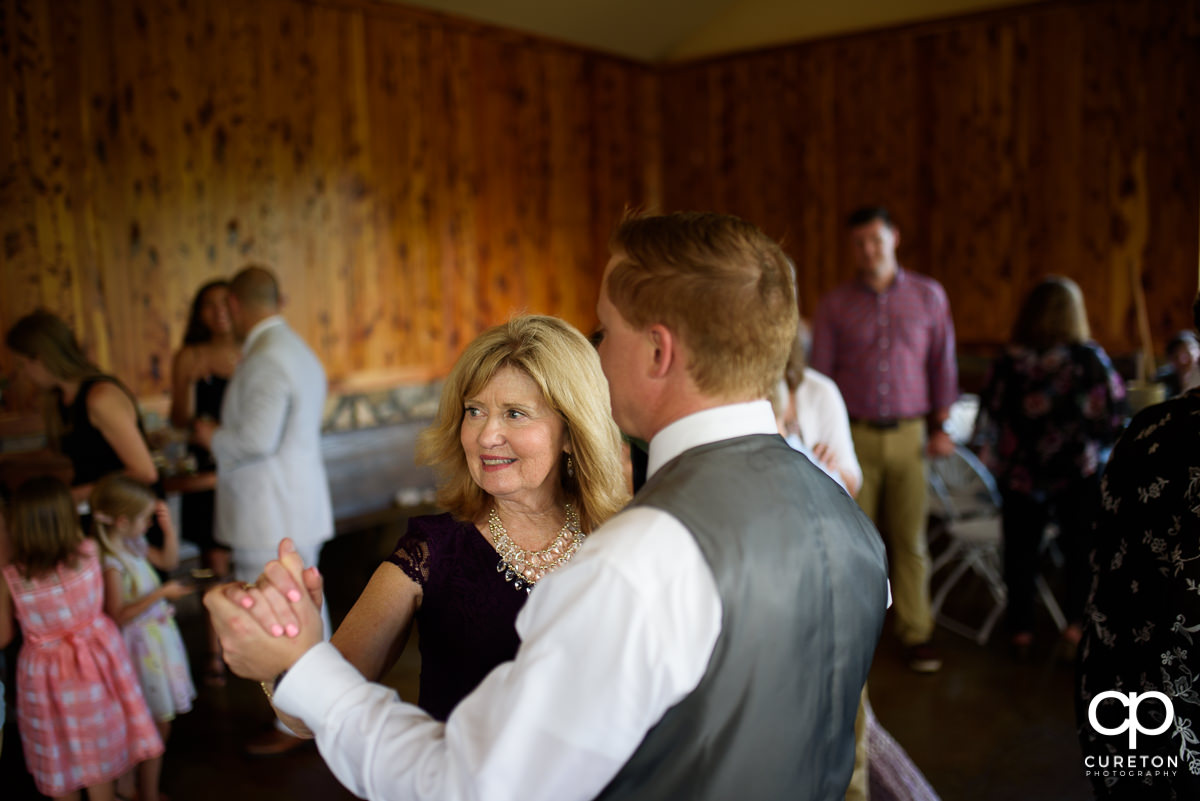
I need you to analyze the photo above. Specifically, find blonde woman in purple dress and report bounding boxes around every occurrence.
[258,315,629,749]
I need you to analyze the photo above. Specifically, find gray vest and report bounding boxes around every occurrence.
[595,434,888,801]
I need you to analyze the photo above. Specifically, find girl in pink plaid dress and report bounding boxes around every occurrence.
[0,476,162,800]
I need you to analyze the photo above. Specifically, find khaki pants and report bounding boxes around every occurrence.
[850,419,933,646]
[844,687,870,801]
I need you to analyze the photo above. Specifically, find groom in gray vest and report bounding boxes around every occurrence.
[207,212,890,801]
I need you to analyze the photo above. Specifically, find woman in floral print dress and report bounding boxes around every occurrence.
[1077,297,1200,800]
[972,276,1126,654]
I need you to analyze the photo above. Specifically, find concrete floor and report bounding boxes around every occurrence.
[1,517,1092,801]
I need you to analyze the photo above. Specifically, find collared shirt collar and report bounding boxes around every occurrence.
[856,265,907,295]
[646,400,778,480]
[242,315,285,354]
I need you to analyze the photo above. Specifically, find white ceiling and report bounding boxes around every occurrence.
[388,0,1046,62]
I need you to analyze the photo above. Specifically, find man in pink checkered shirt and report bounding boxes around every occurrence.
[811,205,958,675]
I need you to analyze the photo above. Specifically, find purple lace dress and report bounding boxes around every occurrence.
[386,513,529,721]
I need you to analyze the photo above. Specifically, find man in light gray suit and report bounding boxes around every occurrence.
[194,264,333,754]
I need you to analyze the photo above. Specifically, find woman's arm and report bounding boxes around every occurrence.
[273,562,421,737]
[0,572,14,648]
[797,375,863,497]
[332,564,422,682]
[145,500,180,571]
[86,381,159,485]
[170,347,198,429]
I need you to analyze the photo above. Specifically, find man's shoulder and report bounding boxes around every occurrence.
[581,505,703,584]
[255,322,320,361]
[257,319,299,347]
[899,268,949,301]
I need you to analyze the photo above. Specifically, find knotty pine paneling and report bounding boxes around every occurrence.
[0,0,660,406]
[660,0,1200,355]
[2,0,1196,416]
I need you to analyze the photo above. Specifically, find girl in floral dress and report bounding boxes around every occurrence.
[91,475,196,801]
[0,476,163,799]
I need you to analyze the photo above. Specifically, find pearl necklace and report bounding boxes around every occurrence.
[487,503,585,594]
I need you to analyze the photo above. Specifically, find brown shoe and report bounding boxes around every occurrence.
[244,727,310,757]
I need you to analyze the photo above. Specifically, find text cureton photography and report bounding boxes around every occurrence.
[1084,691,1180,780]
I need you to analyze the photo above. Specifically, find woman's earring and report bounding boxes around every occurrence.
[566,454,575,479]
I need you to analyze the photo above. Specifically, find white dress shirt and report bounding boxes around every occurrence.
[792,368,862,492]
[274,401,780,801]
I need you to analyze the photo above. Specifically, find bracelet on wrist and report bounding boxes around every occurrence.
[260,669,287,703]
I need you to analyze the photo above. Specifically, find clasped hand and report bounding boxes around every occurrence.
[203,538,325,682]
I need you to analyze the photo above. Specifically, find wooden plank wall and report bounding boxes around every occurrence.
[659,0,1200,354]
[1,0,1197,411]
[0,0,661,401]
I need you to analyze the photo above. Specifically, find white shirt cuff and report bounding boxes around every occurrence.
[273,641,363,728]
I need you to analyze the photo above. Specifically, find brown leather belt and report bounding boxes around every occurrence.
[850,417,917,430]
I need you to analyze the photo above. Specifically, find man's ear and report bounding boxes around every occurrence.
[647,325,675,380]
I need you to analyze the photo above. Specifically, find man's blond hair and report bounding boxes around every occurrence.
[606,211,798,400]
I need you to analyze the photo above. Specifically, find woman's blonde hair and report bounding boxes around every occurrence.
[5,310,111,449]
[6,476,84,580]
[417,315,629,531]
[5,310,99,382]
[1011,275,1091,351]
[89,474,156,580]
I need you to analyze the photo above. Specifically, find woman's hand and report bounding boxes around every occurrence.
[204,545,323,682]
[220,539,323,642]
[811,442,839,476]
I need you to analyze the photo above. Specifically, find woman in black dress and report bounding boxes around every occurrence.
[169,280,240,684]
[5,310,158,503]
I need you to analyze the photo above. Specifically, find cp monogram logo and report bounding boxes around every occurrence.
[1088,691,1175,749]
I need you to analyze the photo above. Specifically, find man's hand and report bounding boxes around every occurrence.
[192,418,218,450]
[204,540,323,681]
[223,539,324,626]
[926,428,955,458]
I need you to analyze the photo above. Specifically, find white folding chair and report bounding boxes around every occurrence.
[927,445,1066,644]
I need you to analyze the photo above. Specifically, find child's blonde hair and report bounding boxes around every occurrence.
[89,475,156,581]
[6,476,84,580]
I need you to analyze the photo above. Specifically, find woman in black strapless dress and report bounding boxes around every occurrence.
[170,280,241,684]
